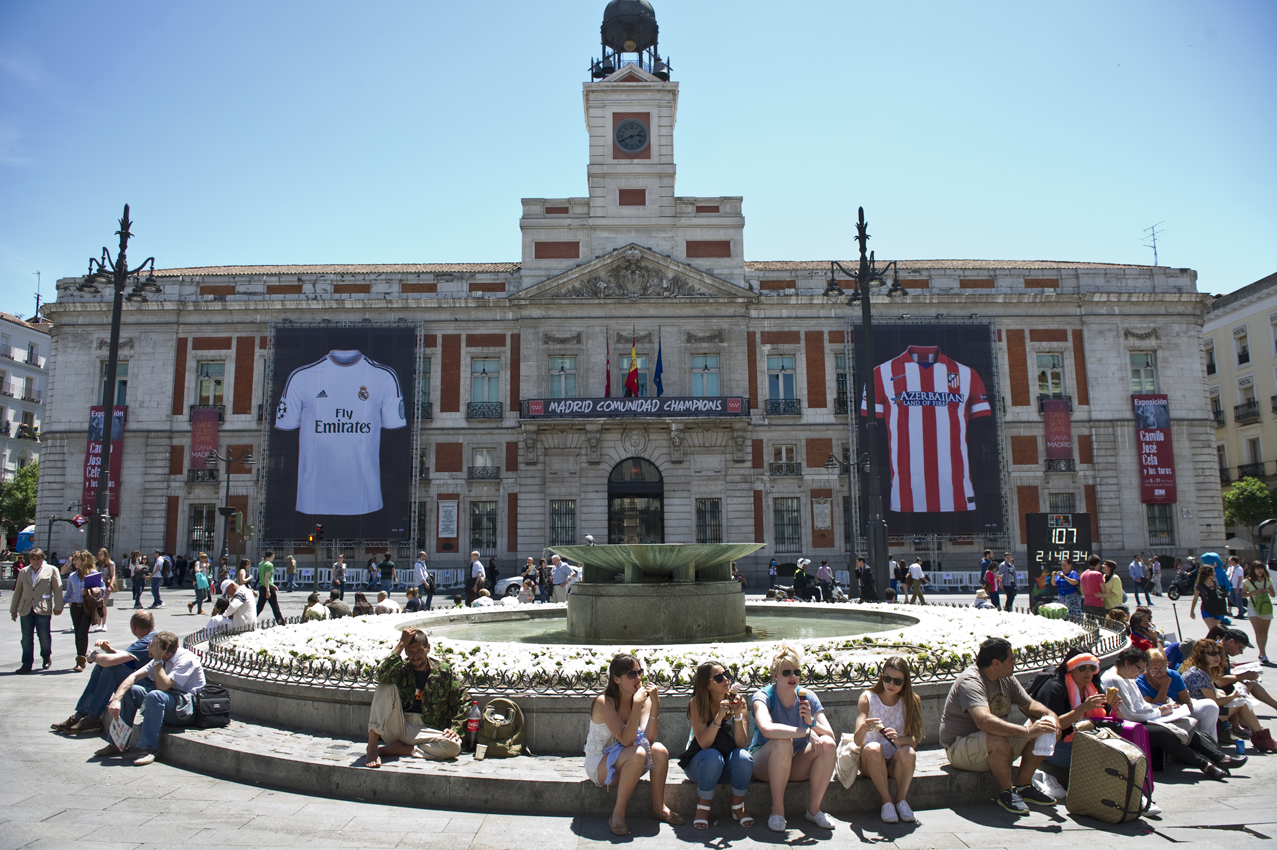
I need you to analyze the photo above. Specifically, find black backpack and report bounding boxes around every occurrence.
[195,684,232,728]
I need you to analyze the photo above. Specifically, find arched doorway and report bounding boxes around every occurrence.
[608,457,663,544]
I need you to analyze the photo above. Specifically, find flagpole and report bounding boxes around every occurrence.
[605,328,611,398]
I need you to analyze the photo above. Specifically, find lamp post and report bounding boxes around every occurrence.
[204,447,255,559]
[78,205,161,554]
[824,207,907,601]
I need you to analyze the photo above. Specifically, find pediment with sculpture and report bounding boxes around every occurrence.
[517,244,751,301]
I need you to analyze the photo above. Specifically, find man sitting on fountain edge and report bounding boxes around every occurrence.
[366,627,469,767]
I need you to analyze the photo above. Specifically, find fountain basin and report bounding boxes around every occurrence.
[549,542,764,583]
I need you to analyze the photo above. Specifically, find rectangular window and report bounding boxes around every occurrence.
[691,355,719,397]
[471,358,501,403]
[767,355,795,400]
[1146,503,1175,546]
[1036,353,1065,396]
[842,497,853,552]
[773,444,796,463]
[1241,382,1256,404]
[1211,395,1223,415]
[188,503,217,553]
[470,500,497,555]
[1237,333,1251,365]
[1206,345,1216,375]
[550,500,577,546]
[1130,352,1157,394]
[835,354,849,413]
[416,500,430,545]
[621,355,649,397]
[1217,444,1227,471]
[472,447,497,468]
[21,410,34,428]
[419,358,432,416]
[773,497,802,553]
[549,356,577,399]
[1248,437,1262,464]
[100,361,128,406]
[1047,492,1077,513]
[197,361,225,406]
[23,376,34,400]
[695,498,722,544]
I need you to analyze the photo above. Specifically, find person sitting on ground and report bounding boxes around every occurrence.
[1210,626,1277,716]
[471,589,495,608]
[374,590,401,614]
[938,636,1060,814]
[451,594,465,608]
[52,611,157,735]
[1140,647,1219,740]
[325,589,352,619]
[855,656,922,824]
[883,588,897,604]
[749,644,837,832]
[765,589,778,601]
[1107,608,1130,628]
[351,591,376,617]
[1181,637,1276,751]
[96,631,207,766]
[679,660,753,830]
[365,627,467,768]
[224,581,256,630]
[1103,645,1239,778]
[973,589,996,609]
[584,653,682,835]
[404,587,423,612]
[303,592,329,620]
[1128,610,1162,652]
[203,597,232,633]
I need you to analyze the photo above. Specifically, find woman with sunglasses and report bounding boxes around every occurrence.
[1189,564,1228,631]
[1243,561,1274,662]
[854,656,922,823]
[749,645,837,833]
[1102,646,1239,778]
[1180,638,1277,752]
[678,662,754,829]
[584,653,682,835]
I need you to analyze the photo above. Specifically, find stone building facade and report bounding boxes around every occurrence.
[0,311,49,483]
[37,35,1225,577]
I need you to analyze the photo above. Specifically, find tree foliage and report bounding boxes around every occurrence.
[1222,475,1275,537]
[0,460,38,537]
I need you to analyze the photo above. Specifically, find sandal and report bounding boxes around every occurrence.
[694,801,712,830]
[732,802,754,828]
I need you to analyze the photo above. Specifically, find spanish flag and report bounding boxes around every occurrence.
[624,339,639,397]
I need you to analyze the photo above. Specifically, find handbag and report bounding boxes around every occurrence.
[835,733,861,788]
[195,684,232,728]
[676,715,738,769]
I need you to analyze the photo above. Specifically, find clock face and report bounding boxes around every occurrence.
[614,118,650,153]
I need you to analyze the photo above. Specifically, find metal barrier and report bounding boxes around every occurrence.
[183,606,1128,697]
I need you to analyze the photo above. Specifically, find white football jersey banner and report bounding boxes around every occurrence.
[861,345,990,513]
[275,350,407,515]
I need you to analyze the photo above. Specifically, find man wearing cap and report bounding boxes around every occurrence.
[1210,626,1277,714]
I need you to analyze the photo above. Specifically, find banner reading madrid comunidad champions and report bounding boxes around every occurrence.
[856,323,1005,536]
[265,327,415,540]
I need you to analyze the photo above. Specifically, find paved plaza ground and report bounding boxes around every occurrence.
[3,584,1276,849]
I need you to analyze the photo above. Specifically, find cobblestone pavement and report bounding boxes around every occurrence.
[3,585,1275,849]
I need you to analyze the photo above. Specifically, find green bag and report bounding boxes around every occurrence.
[477,697,530,758]
[1039,602,1070,620]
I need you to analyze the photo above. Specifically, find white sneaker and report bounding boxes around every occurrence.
[880,802,899,823]
[767,814,786,833]
[1143,797,1162,818]
[895,801,916,823]
[805,811,835,829]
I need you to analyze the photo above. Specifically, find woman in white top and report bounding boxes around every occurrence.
[584,653,682,835]
[854,656,922,823]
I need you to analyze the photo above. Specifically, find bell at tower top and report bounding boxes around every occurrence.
[590,0,670,81]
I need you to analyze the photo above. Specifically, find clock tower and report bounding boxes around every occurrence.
[519,1,746,288]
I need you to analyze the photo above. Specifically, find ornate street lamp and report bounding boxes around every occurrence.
[205,446,255,559]
[824,207,907,601]
[78,205,159,553]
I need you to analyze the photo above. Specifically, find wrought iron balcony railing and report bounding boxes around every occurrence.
[1045,458,1076,472]
[468,465,500,480]
[190,404,225,422]
[467,402,502,420]
[1237,461,1268,480]
[765,399,802,416]
[187,469,219,482]
[1235,400,1261,424]
[769,462,803,476]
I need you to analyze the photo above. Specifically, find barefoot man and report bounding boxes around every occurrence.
[366,627,468,767]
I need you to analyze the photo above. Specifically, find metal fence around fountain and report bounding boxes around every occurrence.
[183,604,1130,696]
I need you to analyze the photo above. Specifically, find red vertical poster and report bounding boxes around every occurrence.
[82,406,126,516]
[1042,398,1073,459]
[1133,394,1176,503]
[190,407,220,468]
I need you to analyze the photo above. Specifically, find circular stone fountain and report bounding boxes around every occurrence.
[551,542,765,643]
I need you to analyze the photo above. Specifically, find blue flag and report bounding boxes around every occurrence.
[653,334,664,398]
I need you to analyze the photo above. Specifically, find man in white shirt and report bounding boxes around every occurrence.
[374,591,401,614]
[908,559,927,605]
[224,582,257,631]
[414,551,430,600]
[98,631,206,765]
[551,555,573,604]
[466,551,486,606]
[471,589,495,607]
[1129,555,1151,606]
[148,550,167,609]
[1228,557,1247,618]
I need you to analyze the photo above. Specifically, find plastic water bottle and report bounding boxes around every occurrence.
[466,701,481,751]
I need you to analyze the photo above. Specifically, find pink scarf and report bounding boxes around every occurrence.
[1063,654,1106,741]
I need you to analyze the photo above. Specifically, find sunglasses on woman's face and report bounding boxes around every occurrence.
[625,668,644,679]
[712,672,733,684]
[1205,650,1222,657]
[882,674,905,687]
[779,668,801,679]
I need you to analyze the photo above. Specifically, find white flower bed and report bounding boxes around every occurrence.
[219,602,1088,688]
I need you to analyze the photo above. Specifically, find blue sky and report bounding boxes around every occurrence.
[0,0,1273,318]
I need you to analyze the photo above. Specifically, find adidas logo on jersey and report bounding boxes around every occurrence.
[317,390,328,398]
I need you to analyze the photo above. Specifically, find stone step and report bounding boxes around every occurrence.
[159,718,1006,818]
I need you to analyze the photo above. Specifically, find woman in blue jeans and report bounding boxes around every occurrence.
[679,660,754,830]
